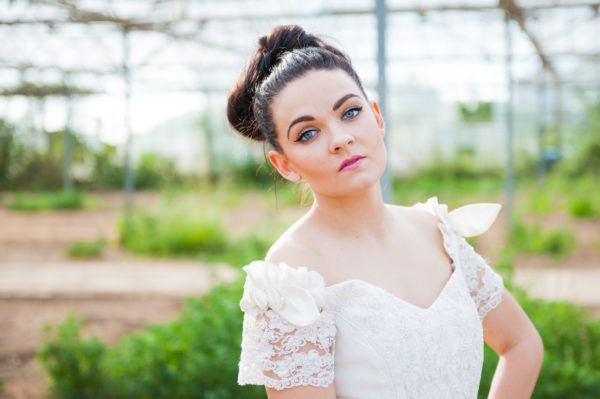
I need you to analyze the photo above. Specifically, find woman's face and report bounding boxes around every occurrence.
[268,68,386,198]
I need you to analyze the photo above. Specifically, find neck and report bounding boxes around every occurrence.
[308,183,391,240]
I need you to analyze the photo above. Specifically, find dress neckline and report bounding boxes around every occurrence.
[323,260,458,313]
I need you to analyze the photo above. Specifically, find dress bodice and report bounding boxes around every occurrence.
[237,196,505,398]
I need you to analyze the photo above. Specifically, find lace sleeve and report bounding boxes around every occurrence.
[238,308,336,390]
[455,236,504,320]
[237,260,336,390]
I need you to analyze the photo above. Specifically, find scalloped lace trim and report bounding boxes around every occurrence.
[238,308,336,391]
[454,236,504,319]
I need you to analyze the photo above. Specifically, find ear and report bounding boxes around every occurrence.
[371,101,385,137]
[268,150,302,183]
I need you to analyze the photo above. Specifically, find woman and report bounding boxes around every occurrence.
[226,24,543,399]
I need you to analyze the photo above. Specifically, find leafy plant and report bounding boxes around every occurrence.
[119,207,227,257]
[510,219,576,259]
[37,312,109,399]
[66,239,106,258]
[567,196,599,218]
[37,279,266,399]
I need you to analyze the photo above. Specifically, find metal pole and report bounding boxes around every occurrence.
[123,28,134,227]
[504,13,515,239]
[536,69,547,186]
[62,73,73,191]
[554,82,563,160]
[376,0,392,203]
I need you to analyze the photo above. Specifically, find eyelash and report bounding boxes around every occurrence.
[295,106,363,142]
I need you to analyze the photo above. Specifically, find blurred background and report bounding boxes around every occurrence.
[0,0,599,398]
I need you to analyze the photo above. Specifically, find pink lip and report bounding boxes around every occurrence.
[339,155,365,172]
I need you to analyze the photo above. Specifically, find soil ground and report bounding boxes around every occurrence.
[0,190,598,399]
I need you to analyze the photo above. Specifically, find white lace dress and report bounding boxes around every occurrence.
[237,196,505,398]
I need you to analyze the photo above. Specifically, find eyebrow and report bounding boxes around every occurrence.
[287,93,361,138]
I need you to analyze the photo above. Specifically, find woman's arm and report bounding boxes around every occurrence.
[266,383,336,399]
[483,289,544,399]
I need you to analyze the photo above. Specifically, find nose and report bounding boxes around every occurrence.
[328,126,355,153]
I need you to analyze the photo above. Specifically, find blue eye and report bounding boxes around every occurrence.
[343,106,362,119]
[297,129,317,142]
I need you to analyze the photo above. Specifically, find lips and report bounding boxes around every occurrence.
[339,155,365,172]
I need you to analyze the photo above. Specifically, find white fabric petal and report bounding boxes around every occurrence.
[446,203,502,237]
[240,260,325,327]
[419,196,501,238]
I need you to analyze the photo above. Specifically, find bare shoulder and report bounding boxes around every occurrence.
[386,203,449,263]
[265,219,324,272]
[387,202,441,236]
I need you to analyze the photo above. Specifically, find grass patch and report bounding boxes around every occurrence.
[65,239,106,258]
[6,190,84,211]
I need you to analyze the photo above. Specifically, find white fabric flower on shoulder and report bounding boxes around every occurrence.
[417,196,502,256]
[240,261,327,327]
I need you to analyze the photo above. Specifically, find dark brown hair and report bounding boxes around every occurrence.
[226,24,369,152]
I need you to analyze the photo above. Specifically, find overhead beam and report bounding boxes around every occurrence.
[1,2,599,25]
[498,0,559,84]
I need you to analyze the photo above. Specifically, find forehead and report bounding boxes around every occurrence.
[271,68,363,122]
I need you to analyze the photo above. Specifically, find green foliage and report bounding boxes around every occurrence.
[458,101,493,123]
[134,152,183,190]
[392,159,504,208]
[221,157,275,189]
[36,312,109,399]
[525,190,553,215]
[567,196,599,218]
[0,118,191,191]
[198,232,272,268]
[6,190,84,211]
[89,143,125,190]
[0,118,16,190]
[66,239,106,258]
[37,279,266,399]
[119,206,227,257]
[118,195,273,266]
[510,218,576,259]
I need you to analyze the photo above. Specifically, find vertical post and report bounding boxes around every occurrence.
[376,0,392,202]
[504,13,515,240]
[554,81,563,161]
[123,28,134,228]
[536,69,547,186]
[62,73,73,191]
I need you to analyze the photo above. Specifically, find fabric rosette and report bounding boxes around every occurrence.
[240,261,327,327]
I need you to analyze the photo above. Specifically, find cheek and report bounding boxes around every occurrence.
[288,146,330,177]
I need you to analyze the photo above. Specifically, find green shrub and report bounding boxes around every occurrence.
[510,219,576,259]
[37,312,109,399]
[37,278,266,399]
[6,190,84,211]
[134,152,183,190]
[66,239,105,258]
[567,196,599,218]
[119,206,227,257]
